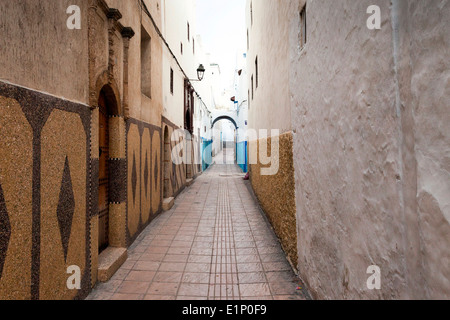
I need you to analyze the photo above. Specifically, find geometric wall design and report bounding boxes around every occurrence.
[57,156,76,262]
[141,128,151,224]
[0,82,91,300]
[126,119,162,244]
[151,130,161,213]
[40,109,87,300]
[0,182,10,278]
[127,123,141,239]
[0,96,33,300]
[162,118,191,200]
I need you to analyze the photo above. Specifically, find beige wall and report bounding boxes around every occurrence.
[408,0,450,299]
[162,49,185,127]
[106,0,163,127]
[0,0,89,104]
[161,0,198,128]
[289,0,450,299]
[246,0,292,134]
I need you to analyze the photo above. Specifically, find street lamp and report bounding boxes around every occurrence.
[197,64,205,81]
[191,64,206,82]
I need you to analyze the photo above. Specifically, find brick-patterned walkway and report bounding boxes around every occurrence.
[87,163,308,300]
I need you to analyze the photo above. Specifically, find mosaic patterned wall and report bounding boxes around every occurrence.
[162,118,187,200]
[126,118,162,244]
[0,82,168,299]
[0,81,91,300]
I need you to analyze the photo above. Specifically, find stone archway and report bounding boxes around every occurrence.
[211,115,238,129]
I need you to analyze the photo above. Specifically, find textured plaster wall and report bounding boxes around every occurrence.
[0,0,89,104]
[289,0,450,299]
[407,0,450,299]
[106,0,164,127]
[162,52,185,128]
[246,0,292,133]
[249,132,298,269]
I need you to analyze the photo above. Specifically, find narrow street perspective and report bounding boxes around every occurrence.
[88,149,308,300]
[0,0,449,302]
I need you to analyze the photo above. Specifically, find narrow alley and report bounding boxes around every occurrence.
[0,0,449,302]
[87,150,308,300]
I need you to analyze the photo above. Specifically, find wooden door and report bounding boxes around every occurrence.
[98,91,109,253]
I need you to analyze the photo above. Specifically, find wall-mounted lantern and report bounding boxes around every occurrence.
[196,64,205,81]
[189,64,206,82]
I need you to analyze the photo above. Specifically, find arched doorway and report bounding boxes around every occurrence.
[211,118,238,165]
[211,116,238,130]
[98,86,118,253]
[163,126,171,199]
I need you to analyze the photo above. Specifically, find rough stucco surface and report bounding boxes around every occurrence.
[408,0,450,299]
[250,132,298,269]
[288,0,450,299]
[0,0,89,104]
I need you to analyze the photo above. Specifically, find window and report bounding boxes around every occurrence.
[170,68,174,95]
[255,56,258,89]
[187,22,190,41]
[247,30,249,50]
[300,5,307,49]
[141,26,151,98]
[251,75,254,100]
[250,2,253,26]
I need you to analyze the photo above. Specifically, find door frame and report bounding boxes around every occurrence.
[92,74,126,257]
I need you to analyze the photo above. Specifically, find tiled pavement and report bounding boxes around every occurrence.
[87,162,309,300]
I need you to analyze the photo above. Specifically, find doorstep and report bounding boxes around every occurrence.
[163,197,175,211]
[97,247,128,283]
